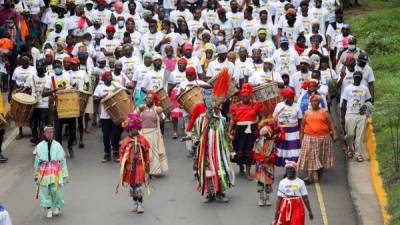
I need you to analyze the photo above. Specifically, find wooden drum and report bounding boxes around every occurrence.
[56,89,80,119]
[156,88,174,113]
[79,90,92,113]
[253,82,282,117]
[177,86,203,114]
[101,88,133,125]
[10,93,37,126]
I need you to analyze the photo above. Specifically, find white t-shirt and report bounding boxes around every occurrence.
[249,70,283,85]
[201,9,218,28]
[142,69,167,91]
[94,82,122,119]
[289,71,312,97]
[91,9,112,25]
[119,56,141,80]
[12,66,37,87]
[277,178,308,197]
[273,101,303,127]
[342,84,371,114]
[227,11,243,28]
[309,7,328,33]
[25,74,49,108]
[168,69,186,85]
[234,58,253,81]
[251,39,276,58]
[112,72,129,87]
[187,19,205,38]
[0,210,13,225]
[206,59,235,78]
[161,32,184,56]
[45,72,73,90]
[356,65,375,85]
[169,9,194,26]
[184,56,204,75]
[272,48,300,76]
[24,0,45,15]
[241,19,257,40]
[99,38,121,54]
[177,79,209,96]
[69,70,89,91]
[320,68,338,85]
[276,19,305,45]
[140,32,164,53]
[228,39,251,54]
[132,64,152,90]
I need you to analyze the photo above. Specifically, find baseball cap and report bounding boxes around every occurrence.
[216,45,228,54]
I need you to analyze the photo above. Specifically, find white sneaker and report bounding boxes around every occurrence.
[53,208,61,216]
[45,209,53,218]
[265,194,272,207]
[137,203,144,214]
[258,198,265,207]
[131,202,138,212]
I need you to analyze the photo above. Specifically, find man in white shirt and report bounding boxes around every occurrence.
[119,45,140,80]
[290,56,312,97]
[308,0,328,33]
[234,47,253,84]
[249,58,283,86]
[132,52,153,106]
[100,25,121,58]
[140,19,164,54]
[226,0,243,28]
[206,45,235,80]
[93,71,123,162]
[181,43,204,78]
[355,52,375,102]
[251,28,276,58]
[42,60,76,158]
[272,36,301,76]
[341,71,372,162]
[142,53,168,92]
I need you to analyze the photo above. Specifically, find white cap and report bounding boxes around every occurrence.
[216,45,228,54]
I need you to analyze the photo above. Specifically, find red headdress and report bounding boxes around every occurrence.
[211,67,231,104]
[147,91,160,106]
[280,87,295,98]
[240,83,253,97]
[301,79,319,90]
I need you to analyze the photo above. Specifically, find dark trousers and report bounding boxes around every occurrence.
[78,114,84,142]
[31,108,49,141]
[0,128,4,154]
[100,119,122,155]
[54,115,76,149]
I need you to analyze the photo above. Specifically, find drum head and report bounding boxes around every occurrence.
[101,88,122,102]
[12,92,37,104]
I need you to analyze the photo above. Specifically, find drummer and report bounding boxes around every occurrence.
[24,59,50,144]
[10,54,37,139]
[177,66,209,157]
[93,70,123,163]
[168,58,188,139]
[43,59,77,158]
[69,57,90,148]
[229,83,264,180]
[248,58,284,87]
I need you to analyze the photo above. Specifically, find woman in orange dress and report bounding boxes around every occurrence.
[299,94,337,184]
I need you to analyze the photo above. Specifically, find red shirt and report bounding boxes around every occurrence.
[185,103,206,132]
[230,101,263,122]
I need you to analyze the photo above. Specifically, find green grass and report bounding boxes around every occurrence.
[347,2,400,224]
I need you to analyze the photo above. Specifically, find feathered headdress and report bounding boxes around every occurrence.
[211,67,230,105]
[122,113,143,132]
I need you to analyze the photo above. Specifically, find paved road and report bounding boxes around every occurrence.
[0,122,357,225]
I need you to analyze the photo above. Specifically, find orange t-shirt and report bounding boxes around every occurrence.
[304,109,330,136]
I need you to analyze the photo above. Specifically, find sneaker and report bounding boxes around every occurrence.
[136,203,144,213]
[258,198,265,207]
[265,198,272,207]
[203,194,215,203]
[53,208,61,216]
[0,153,8,163]
[78,142,84,148]
[131,202,138,212]
[68,147,74,158]
[216,193,229,203]
[101,154,111,163]
[45,208,53,218]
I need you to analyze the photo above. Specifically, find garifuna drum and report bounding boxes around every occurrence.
[156,88,174,113]
[10,92,37,126]
[56,89,80,119]
[177,86,203,114]
[101,88,133,125]
[79,90,92,113]
[207,73,238,99]
[253,82,282,117]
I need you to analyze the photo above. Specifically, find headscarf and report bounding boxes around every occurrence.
[204,43,215,52]
[178,57,188,65]
[301,79,319,90]
[146,91,160,106]
[280,88,295,98]
[285,160,298,170]
[240,83,253,97]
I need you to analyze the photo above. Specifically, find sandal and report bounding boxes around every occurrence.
[355,154,364,162]
[172,133,178,139]
[346,151,354,159]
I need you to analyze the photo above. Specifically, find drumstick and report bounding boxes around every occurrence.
[51,76,57,106]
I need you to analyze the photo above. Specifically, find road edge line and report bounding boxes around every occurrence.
[365,118,391,224]
[315,182,329,225]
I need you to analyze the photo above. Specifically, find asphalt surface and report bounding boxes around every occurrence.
[0,120,357,225]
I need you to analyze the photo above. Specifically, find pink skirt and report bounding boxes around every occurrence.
[170,88,183,119]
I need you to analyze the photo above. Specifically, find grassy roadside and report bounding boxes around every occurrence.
[345,2,400,225]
